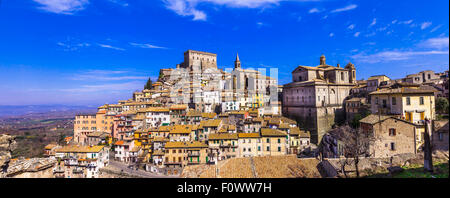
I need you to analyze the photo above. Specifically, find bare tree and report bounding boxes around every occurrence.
[329,125,375,178]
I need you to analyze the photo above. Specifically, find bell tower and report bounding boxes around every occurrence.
[320,54,326,65]
[234,53,241,69]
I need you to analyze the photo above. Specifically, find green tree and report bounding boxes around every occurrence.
[436,97,449,115]
[144,77,153,90]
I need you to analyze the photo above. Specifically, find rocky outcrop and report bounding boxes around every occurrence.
[0,134,17,177]
[6,157,57,177]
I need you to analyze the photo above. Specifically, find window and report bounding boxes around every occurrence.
[266,146,270,151]
[406,97,411,105]
[375,97,379,105]
[392,97,396,105]
[389,128,396,136]
[277,139,281,143]
[439,133,444,141]
[420,97,424,105]
[278,147,281,152]
[258,146,261,151]
[390,142,395,151]
[266,138,270,143]
[382,99,387,108]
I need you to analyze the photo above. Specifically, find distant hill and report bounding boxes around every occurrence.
[0,105,97,117]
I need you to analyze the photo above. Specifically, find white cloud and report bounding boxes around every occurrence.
[330,4,357,13]
[369,18,376,27]
[57,41,90,51]
[398,20,413,25]
[352,50,448,63]
[418,37,449,50]
[108,0,129,7]
[421,22,432,30]
[354,32,360,37]
[33,0,89,15]
[329,33,334,37]
[391,20,398,24]
[364,32,376,37]
[97,43,125,51]
[430,25,442,33]
[162,0,319,21]
[129,42,167,49]
[308,8,321,13]
[347,24,355,30]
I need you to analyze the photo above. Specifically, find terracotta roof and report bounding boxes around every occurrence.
[165,141,187,148]
[146,107,170,112]
[115,140,124,145]
[55,145,105,153]
[369,86,437,95]
[201,112,217,119]
[170,125,193,134]
[186,110,202,117]
[170,104,188,110]
[280,117,297,125]
[186,141,208,148]
[261,128,287,137]
[208,133,238,140]
[359,114,393,125]
[200,119,222,128]
[278,123,290,129]
[238,133,260,138]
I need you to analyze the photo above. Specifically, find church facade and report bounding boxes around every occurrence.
[282,55,356,143]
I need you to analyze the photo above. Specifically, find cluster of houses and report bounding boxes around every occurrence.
[44,50,448,178]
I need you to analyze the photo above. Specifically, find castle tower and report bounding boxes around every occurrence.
[234,53,241,69]
[320,54,326,65]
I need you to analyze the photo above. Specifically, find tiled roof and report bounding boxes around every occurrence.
[165,141,187,148]
[186,141,208,148]
[200,119,222,128]
[238,133,260,138]
[186,110,202,117]
[55,145,105,153]
[359,114,393,125]
[261,128,287,137]
[208,133,238,140]
[170,125,193,134]
[170,104,188,110]
[369,86,437,95]
[201,112,217,119]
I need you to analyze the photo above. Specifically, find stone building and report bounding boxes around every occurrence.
[403,70,441,84]
[432,120,449,151]
[367,75,391,92]
[282,55,356,143]
[180,50,217,71]
[360,115,422,158]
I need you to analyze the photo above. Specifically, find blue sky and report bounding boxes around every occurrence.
[0,0,448,106]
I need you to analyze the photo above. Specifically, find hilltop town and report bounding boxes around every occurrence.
[1,50,448,178]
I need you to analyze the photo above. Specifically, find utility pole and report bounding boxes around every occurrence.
[423,118,433,173]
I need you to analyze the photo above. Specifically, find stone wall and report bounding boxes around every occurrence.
[0,134,16,177]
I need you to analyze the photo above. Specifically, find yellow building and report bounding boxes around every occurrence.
[164,142,187,168]
[260,128,287,156]
[369,83,436,125]
[186,141,209,165]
